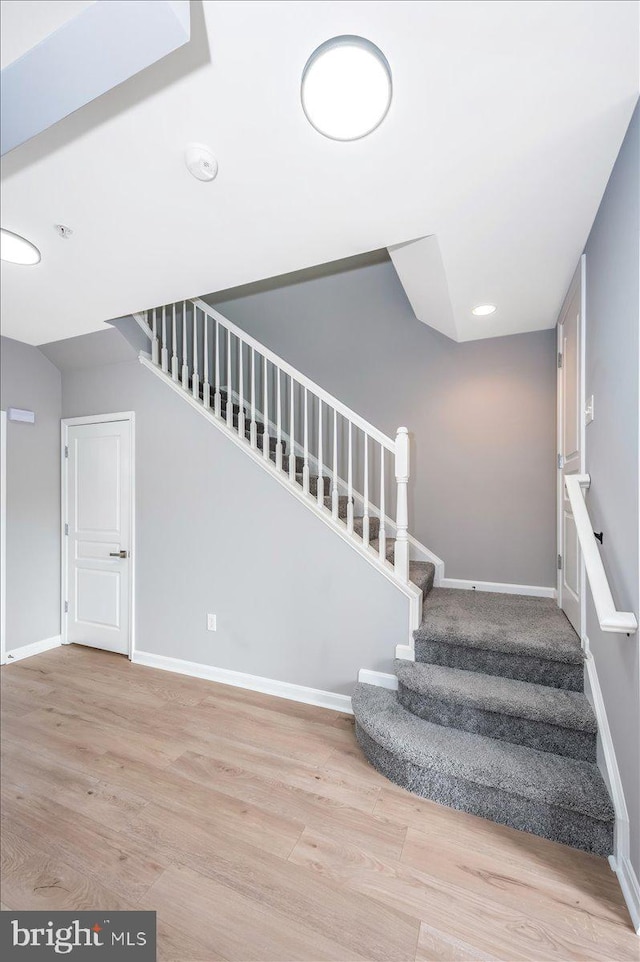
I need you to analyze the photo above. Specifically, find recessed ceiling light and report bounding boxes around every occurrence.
[1,228,41,265]
[301,36,392,141]
[472,304,497,316]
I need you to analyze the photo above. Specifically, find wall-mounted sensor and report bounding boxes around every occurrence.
[185,143,218,182]
[8,408,35,423]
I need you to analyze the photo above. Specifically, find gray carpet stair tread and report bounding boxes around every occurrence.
[370,537,395,562]
[395,661,597,733]
[352,684,614,822]
[408,561,435,596]
[416,588,582,665]
[352,516,381,540]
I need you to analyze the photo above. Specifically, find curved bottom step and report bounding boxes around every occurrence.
[353,684,613,857]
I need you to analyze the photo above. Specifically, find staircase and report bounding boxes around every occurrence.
[132,297,439,635]
[353,586,615,856]
[131,295,614,859]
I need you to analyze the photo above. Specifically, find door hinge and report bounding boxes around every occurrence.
[64,444,69,458]
[64,523,69,536]
[557,554,562,570]
[557,352,563,369]
[64,601,69,613]
[557,453,563,470]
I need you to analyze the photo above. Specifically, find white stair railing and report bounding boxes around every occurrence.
[564,474,638,634]
[137,297,412,584]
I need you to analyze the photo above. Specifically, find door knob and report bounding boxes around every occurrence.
[109,550,128,559]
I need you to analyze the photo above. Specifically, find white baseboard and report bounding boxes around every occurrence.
[584,646,639,935]
[610,854,640,935]
[3,635,62,665]
[132,651,353,715]
[358,669,398,690]
[395,644,415,661]
[440,578,556,599]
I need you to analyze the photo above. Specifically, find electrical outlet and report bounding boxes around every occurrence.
[207,613,217,632]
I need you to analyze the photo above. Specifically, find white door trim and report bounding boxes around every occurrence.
[1,410,6,665]
[556,255,587,641]
[61,412,136,659]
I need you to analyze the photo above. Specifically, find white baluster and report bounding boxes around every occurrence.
[152,308,159,365]
[181,301,189,389]
[289,378,296,484]
[394,427,410,582]
[226,332,233,429]
[238,340,245,438]
[316,400,323,507]
[214,319,221,417]
[202,314,210,408]
[161,306,169,372]
[250,349,257,448]
[332,408,339,519]
[276,368,283,470]
[347,421,354,533]
[303,388,310,494]
[192,305,200,400]
[171,304,178,381]
[262,356,270,460]
[363,433,370,546]
[379,447,387,562]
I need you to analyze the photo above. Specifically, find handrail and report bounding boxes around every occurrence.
[192,299,395,452]
[564,474,638,634]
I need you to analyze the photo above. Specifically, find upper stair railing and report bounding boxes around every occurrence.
[564,474,637,634]
[136,298,411,584]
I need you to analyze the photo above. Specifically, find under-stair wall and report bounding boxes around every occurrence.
[208,256,558,589]
[60,347,411,699]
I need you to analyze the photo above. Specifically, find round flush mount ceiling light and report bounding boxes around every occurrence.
[301,36,392,141]
[472,304,497,317]
[1,228,41,265]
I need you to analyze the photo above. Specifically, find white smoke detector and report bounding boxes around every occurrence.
[185,143,218,182]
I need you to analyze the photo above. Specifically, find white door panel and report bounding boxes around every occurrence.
[558,267,583,636]
[65,419,131,654]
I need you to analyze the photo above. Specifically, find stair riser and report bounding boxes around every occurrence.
[415,640,584,692]
[355,725,612,856]
[397,686,596,762]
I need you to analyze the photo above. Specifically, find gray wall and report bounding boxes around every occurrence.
[0,336,61,651]
[61,357,408,694]
[208,259,557,587]
[583,103,640,876]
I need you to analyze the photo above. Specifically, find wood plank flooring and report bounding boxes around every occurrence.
[1,645,637,961]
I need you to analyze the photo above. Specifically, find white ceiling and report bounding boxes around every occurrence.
[0,0,96,69]
[1,0,638,345]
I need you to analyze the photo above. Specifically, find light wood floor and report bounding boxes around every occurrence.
[1,645,637,961]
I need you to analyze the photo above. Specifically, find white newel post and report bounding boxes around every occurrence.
[394,426,410,583]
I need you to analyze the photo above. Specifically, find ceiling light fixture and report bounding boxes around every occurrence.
[472,304,497,316]
[1,228,41,265]
[301,35,392,141]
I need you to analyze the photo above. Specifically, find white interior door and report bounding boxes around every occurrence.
[558,265,584,635]
[65,418,132,655]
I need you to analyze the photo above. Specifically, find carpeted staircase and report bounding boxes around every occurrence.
[352,582,615,856]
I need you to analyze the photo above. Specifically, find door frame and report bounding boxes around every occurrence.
[556,255,586,642]
[61,412,136,658]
